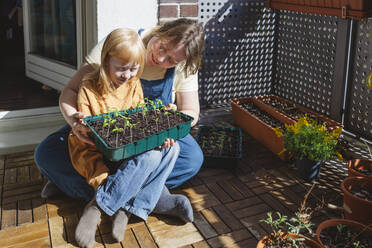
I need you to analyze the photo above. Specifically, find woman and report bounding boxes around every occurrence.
[34,18,205,221]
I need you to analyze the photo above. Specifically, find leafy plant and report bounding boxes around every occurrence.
[260,184,319,248]
[273,115,343,161]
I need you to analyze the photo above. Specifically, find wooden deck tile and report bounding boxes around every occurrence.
[1,202,17,229]
[100,233,122,248]
[0,155,4,170]
[49,216,67,247]
[259,193,292,216]
[239,213,270,239]
[206,229,252,248]
[17,199,33,225]
[177,185,220,211]
[206,182,233,204]
[16,166,31,184]
[191,240,210,248]
[0,110,355,248]
[193,211,217,239]
[233,203,272,219]
[147,219,203,247]
[131,224,157,248]
[31,198,47,222]
[212,204,243,231]
[0,221,50,248]
[201,208,231,234]
[4,167,17,184]
[228,178,255,198]
[122,229,140,248]
[225,196,262,212]
[217,180,244,201]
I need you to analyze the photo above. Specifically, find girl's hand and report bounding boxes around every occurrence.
[159,138,175,149]
[165,103,177,111]
[71,112,95,146]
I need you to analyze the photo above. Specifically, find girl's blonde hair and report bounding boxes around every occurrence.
[142,18,205,77]
[83,28,145,95]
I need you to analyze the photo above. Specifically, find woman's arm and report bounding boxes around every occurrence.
[176,91,200,127]
[59,63,95,144]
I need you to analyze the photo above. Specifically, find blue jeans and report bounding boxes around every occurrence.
[34,125,203,202]
[96,144,179,220]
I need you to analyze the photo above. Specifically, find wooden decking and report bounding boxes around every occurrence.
[0,108,351,248]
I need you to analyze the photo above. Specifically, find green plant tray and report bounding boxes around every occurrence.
[83,108,194,162]
[196,125,242,169]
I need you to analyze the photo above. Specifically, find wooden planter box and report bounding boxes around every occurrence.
[230,97,292,160]
[266,0,372,19]
[255,94,342,131]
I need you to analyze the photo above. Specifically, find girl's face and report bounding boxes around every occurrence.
[107,56,140,88]
[146,37,186,68]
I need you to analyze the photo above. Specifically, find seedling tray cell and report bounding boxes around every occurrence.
[196,126,242,169]
[84,107,193,162]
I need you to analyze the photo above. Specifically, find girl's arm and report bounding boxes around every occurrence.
[59,63,95,145]
[175,91,200,127]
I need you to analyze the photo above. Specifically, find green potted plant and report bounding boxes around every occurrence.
[274,115,343,181]
[257,184,322,247]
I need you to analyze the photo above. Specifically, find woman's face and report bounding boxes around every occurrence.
[146,36,186,68]
[107,56,139,88]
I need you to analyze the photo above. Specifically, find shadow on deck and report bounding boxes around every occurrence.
[0,106,354,248]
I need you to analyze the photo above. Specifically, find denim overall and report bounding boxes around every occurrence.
[34,29,204,206]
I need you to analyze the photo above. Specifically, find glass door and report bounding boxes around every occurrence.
[23,0,83,90]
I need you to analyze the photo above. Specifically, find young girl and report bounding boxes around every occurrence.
[68,28,180,248]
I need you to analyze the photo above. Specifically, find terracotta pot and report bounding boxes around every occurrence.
[256,233,321,248]
[346,159,372,181]
[230,98,287,160]
[341,177,372,225]
[316,218,372,246]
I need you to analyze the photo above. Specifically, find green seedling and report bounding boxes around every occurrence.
[102,117,116,137]
[111,126,124,147]
[164,111,171,128]
[154,117,159,132]
[126,122,136,143]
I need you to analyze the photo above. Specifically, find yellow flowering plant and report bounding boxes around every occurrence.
[274,115,343,161]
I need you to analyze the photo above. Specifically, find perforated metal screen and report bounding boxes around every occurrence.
[345,19,372,141]
[272,11,340,117]
[198,0,275,107]
[198,1,371,141]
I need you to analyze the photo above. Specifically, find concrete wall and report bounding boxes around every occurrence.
[96,0,158,41]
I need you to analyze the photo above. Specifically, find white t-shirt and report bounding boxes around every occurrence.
[85,29,198,103]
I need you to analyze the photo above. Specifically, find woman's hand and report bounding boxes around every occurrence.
[165,103,177,111]
[158,138,175,149]
[71,112,95,146]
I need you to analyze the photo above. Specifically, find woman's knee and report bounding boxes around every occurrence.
[188,143,204,175]
[34,138,50,171]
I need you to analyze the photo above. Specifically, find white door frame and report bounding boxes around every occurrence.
[22,0,84,91]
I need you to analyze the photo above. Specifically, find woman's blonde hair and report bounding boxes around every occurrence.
[83,28,145,95]
[142,18,205,77]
